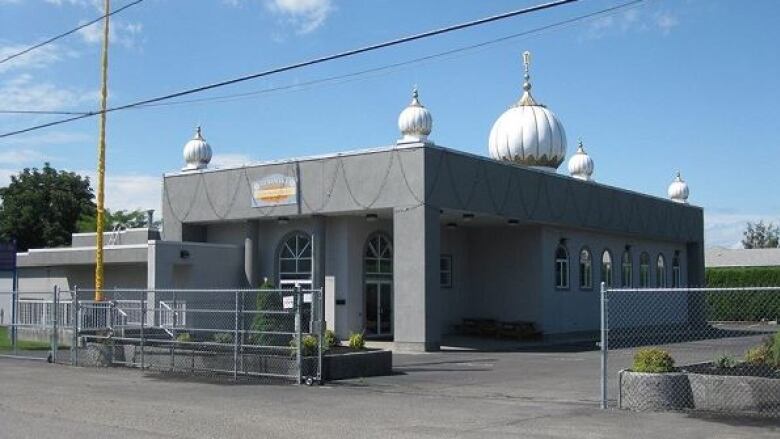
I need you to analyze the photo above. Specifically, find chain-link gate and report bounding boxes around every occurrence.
[2,286,324,384]
[600,284,780,416]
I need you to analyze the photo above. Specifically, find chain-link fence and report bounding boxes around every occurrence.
[1,286,324,384]
[600,284,780,417]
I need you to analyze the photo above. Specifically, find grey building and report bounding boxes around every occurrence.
[9,54,705,351]
[705,247,780,268]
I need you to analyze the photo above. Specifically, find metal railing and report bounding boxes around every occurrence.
[600,283,780,417]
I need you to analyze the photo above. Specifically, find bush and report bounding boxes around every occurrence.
[290,335,319,357]
[348,332,365,350]
[324,329,339,349]
[745,345,770,365]
[713,353,738,369]
[211,332,234,344]
[632,348,674,373]
[250,279,284,346]
[705,267,780,321]
[769,331,780,367]
[176,333,193,343]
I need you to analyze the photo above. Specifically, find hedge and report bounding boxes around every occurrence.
[705,267,780,321]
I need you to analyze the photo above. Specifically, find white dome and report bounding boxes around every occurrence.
[397,88,432,144]
[488,51,567,170]
[568,139,594,181]
[668,171,689,204]
[182,126,212,171]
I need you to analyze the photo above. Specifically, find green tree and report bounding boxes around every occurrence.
[742,221,780,249]
[0,163,95,251]
[77,208,155,232]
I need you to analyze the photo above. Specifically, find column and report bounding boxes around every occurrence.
[393,205,440,352]
[244,220,259,288]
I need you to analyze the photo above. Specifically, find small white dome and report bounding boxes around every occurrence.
[182,126,212,171]
[488,51,567,170]
[668,171,689,204]
[397,88,432,144]
[568,139,594,181]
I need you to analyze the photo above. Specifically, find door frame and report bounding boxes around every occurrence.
[364,278,393,338]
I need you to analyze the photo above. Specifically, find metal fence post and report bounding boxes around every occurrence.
[73,286,80,366]
[295,284,302,385]
[51,285,59,364]
[140,294,146,370]
[233,290,240,380]
[600,281,608,409]
[318,287,323,384]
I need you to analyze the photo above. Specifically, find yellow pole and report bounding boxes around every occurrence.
[94,0,110,302]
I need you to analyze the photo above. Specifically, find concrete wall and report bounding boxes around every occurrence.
[538,226,688,333]
[16,264,147,293]
[148,241,242,289]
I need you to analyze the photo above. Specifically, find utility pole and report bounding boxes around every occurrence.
[94,0,110,302]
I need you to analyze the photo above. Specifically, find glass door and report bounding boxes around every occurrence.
[365,280,392,337]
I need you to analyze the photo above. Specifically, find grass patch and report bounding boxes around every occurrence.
[0,326,56,351]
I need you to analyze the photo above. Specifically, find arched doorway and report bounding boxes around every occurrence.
[364,233,392,338]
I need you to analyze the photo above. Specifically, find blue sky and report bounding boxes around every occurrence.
[0,0,778,248]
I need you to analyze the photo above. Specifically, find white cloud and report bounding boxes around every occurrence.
[103,173,161,212]
[585,7,679,39]
[0,74,96,111]
[77,19,143,49]
[269,0,332,34]
[0,43,76,74]
[211,153,255,169]
[704,210,780,249]
[0,149,52,165]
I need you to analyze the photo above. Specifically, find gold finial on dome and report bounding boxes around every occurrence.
[518,50,538,106]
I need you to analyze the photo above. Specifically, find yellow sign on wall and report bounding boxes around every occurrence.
[252,174,298,207]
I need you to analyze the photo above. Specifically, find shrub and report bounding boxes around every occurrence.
[632,348,674,373]
[348,332,365,350]
[290,335,319,357]
[250,279,284,346]
[705,267,780,321]
[769,331,780,367]
[212,332,234,344]
[176,333,193,343]
[324,329,339,349]
[713,353,738,369]
[745,345,770,365]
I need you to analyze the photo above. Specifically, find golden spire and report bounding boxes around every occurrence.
[518,50,538,106]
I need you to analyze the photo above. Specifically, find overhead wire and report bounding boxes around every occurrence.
[0,0,144,66]
[0,0,581,139]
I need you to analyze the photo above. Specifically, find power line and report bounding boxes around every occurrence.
[0,0,579,139]
[0,0,144,66]
[134,0,643,110]
[0,0,644,116]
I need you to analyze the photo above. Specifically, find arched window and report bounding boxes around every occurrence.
[601,250,613,288]
[365,233,393,279]
[639,252,650,288]
[672,252,681,288]
[621,250,633,288]
[277,232,312,287]
[579,248,592,289]
[656,254,667,288]
[555,244,569,289]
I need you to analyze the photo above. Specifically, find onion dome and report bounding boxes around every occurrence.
[667,171,689,204]
[397,87,433,144]
[568,139,594,181]
[488,51,567,170]
[182,126,212,171]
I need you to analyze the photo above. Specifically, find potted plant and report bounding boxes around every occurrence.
[619,348,693,411]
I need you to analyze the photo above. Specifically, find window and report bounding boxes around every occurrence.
[365,233,393,279]
[601,250,613,288]
[621,250,632,288]
[639,252,650,288]
[278,232,313,286]
[555,244,569,289]
[656,254,666,288]
[672,253,681,288]
[579,248,592,289]
[440,255,453,288]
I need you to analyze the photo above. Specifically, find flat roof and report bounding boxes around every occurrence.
[705,247,780,268]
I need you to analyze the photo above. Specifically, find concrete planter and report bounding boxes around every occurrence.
[323,349,392,381]
[689,373,780,415]
[618,370,693,411]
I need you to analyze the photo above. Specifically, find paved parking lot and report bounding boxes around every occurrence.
[0,335,777,438]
